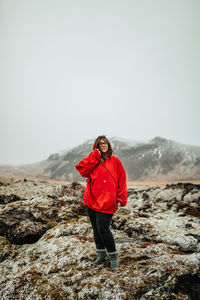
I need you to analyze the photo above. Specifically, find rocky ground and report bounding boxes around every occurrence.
[0,178,200,300]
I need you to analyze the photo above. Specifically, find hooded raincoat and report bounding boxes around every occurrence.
[75,143,127,214]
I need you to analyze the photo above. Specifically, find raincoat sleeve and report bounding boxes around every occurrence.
[75,149,101,178]
[116,159,127,207]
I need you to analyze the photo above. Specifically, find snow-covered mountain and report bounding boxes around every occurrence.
[0,137,200,181]
[118,136,200,181]
[41,136,200,181]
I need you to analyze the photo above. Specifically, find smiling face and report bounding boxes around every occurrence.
[99,138,108,153]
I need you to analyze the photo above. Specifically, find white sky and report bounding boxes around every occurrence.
[0,0,200,165]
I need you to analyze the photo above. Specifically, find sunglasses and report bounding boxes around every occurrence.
[99,141,108,146]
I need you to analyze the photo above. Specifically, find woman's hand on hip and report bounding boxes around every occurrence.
[117,202,122,209]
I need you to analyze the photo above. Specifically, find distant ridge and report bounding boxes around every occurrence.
[0,137,200,181]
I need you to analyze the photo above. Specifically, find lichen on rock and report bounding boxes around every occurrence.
[0,179,200,299]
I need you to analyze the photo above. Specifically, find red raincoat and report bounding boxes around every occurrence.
[75,145,127,214]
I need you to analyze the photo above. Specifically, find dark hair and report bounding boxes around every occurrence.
[93,135,113,160]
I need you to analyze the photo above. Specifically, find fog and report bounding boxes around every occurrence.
[0,0,199,165]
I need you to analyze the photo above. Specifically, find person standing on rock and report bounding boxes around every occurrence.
[75,135,127,269]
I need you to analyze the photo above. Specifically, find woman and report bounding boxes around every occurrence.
[75,135,127,269]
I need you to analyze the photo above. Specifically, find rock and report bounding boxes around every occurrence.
[0,180,200,299]
[0,194,25,205]
[0,208,48,244]
[172,273,200,300]
[156,188,184,202]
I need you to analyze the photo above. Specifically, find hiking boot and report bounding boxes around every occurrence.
[94,249,106,265]
[108,251,119,269]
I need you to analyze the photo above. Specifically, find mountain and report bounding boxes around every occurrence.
[0,137,200,181]
[119,136,200,181]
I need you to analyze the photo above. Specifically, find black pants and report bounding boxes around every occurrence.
[86,206,116,253]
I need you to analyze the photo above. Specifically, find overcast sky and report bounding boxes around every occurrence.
[0,0,200,165]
